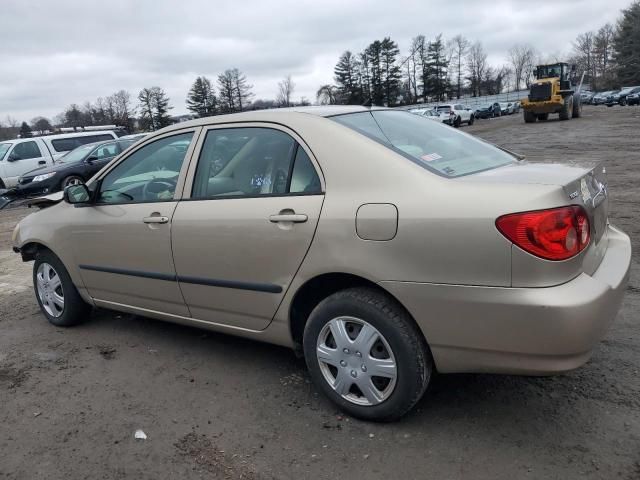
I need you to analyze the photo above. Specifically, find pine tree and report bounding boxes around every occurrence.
[365,40,384,106]
[334,51,362,104]
[152,87,173,128]
[186,76,217,117]
[613,1,640,85]
[138,88,155,130]
[380,37,402,106]
[19,122,32,138]
[424,34,450,101]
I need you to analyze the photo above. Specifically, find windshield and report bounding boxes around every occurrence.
[58,143,96,164]
[0,143,11,161]
[331,110,514,178]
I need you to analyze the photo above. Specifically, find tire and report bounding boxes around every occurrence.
[33,249,91,327]
[620,98,627,106]
[524,111,536,123]
[572,94,582,118]
[468,115,475,126]
[61,175,84,190]
[453,116,461,128]
[303,287,432,422]
[559,96,572,120]
[537,113,549,121]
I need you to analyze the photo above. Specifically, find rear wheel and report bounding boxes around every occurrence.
[468,115,475,126]
[453,116,461,128]
[619,98,627,106]
[559,96,572,120]
[33,249,90,327]
[303,288,432,422]
[524,111,536,123]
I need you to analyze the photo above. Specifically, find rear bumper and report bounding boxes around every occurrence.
[380,225,631,375]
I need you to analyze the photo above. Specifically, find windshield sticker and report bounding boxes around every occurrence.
[421,152,442,162]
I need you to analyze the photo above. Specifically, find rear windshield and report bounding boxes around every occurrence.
[436,106,451,112]
[331,110,514,178]
[50,134,114,152]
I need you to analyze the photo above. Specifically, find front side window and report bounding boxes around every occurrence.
[92,142,118,159]
[332,111,514,178]
[192,128,320,199]
[98,132,194,204]
[12,141,42,160]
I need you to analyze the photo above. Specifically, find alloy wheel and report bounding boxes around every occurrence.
[36,262,64,317]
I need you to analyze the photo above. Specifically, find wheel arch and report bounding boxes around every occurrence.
[288,272,427,355]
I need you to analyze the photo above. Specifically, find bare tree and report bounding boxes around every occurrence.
[5,116,18,128]
[508,44,535,91]
[448,34,470,99]
[466,41,488,97]
[594,23,615,89]
[230,68,253,111]
[31,117,53,134]
[572,32,596,85]
[316,84,338,104]
[276,75,295,107]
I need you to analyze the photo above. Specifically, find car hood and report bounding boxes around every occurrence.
[22,162,74,178]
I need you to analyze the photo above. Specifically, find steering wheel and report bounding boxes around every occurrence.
[142,178,177,201]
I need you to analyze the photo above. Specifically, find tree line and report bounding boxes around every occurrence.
[318,1,640,106]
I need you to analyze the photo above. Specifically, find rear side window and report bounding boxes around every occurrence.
[13,141,42,160]
[192,128,321,199]
[51,134,115,152]
[332,111,514,178]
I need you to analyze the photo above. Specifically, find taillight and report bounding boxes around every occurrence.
[496,206,590,261]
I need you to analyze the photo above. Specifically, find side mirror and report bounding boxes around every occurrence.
[7,152,19,162]
[86,155,98,163]
[64,184,91,204]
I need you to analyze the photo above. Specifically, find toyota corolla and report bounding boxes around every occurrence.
[12,106,631,421]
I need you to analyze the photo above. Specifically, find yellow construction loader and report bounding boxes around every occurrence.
[521,63,584,122]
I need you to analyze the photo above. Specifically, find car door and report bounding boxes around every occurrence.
[3,140,48,187]
[171,125,324,331]
[70,129,200,316]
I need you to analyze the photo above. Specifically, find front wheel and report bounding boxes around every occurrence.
[453,116,461,128]
[61,175,84,190]
[524,111,537,123]
[468,115,475,126]
[33,249,91,327]
[303,288,432,422]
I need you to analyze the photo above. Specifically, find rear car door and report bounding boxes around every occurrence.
[70,129,200,316]
[171,125,324,330]
[2,140,48,187]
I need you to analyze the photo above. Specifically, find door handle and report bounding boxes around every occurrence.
[143,215,169,224]
[38,160,46,165]
[269,213,308,223]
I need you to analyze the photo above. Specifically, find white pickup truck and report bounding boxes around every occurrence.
[0,131,118,189]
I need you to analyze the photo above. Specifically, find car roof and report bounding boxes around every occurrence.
[152,106,391,134]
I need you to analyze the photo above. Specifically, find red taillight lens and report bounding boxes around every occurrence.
[496,206,591,261]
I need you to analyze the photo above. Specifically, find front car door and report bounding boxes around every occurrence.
[3,140,47,187]
[70,129,200,316]
[171,125,325,330]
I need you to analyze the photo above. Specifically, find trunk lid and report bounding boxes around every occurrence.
[460,161,610,285]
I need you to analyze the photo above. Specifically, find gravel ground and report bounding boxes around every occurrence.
[0,105,638,480]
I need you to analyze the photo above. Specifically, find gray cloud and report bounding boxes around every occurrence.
[0,0,630,122]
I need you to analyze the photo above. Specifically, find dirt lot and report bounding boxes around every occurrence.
[0,106,638,480]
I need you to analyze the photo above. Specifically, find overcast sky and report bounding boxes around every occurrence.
[0,0,631,123]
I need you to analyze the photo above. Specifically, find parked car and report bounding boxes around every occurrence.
[592,91,615,105]
[627,91,640,106]
[511,101,521,113]
[499,102,514,115]
[15,139,136,196]
[579,91,595,104]
[474,104,494,119]
[0,131,118,189]
[434,104,474,127]
[12,106,630,421]
[606,86,640,106]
